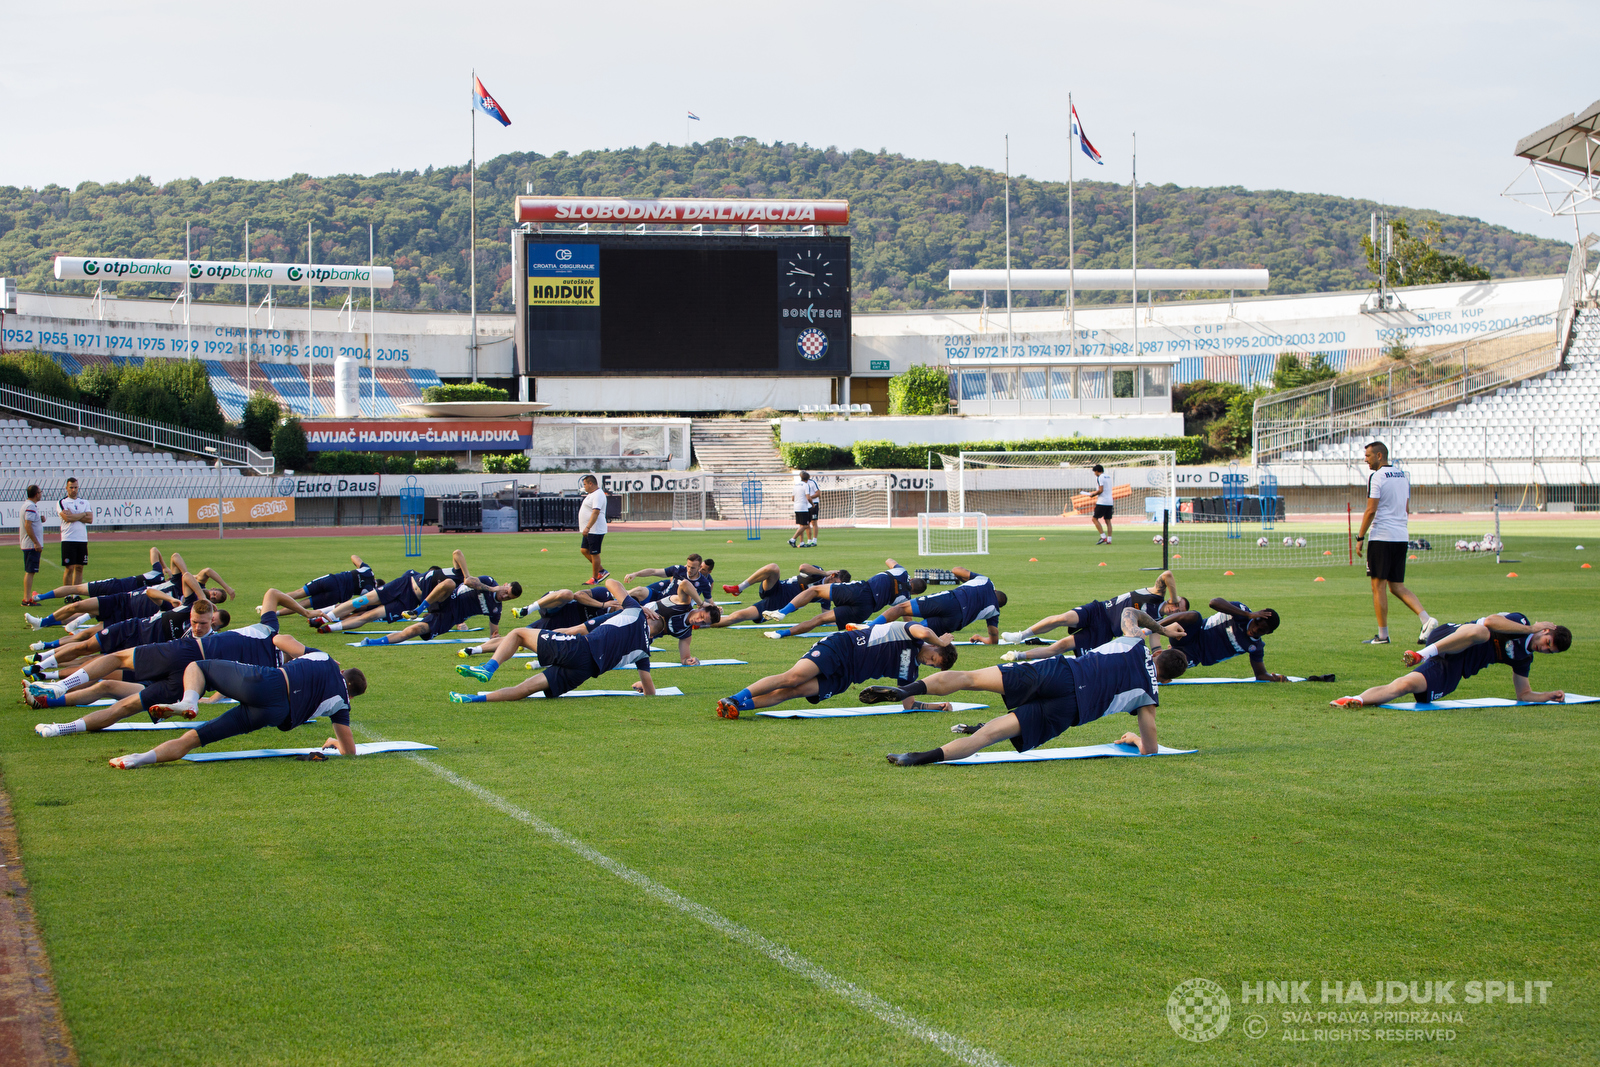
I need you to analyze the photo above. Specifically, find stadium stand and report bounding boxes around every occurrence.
[0,420,238,478]
[1282,308,1600,462]
[26,352,440,421]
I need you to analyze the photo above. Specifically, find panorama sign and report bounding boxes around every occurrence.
[54,257,396,288]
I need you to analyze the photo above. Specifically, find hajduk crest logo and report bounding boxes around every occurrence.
[797,328,829,361]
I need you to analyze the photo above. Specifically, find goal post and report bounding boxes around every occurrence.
[918,512,988,556]
[943,451,1177,525]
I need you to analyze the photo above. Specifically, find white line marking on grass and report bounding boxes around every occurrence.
[369,735,1012,1067]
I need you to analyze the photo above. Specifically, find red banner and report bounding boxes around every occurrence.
[514,196,850,226]
[303,420,533,452]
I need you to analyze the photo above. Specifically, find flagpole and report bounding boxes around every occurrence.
[1131,133,1138,365]
[244,219,250,395]
[1004,134,1012,360]
[1067,95,1076,360]
[308,220,316,413]
[470,70,478,383]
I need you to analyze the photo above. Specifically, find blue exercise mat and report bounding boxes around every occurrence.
[471,686,686,699]
[512,656,747,669]
[1164,676,1307,685]
[88,698,236,708]
[183,741,437,762]
[366,626,482,634]
[346,637,489,646]
[758,700,990,719]
[1382,693,1598,711]
[943,742,1197,765]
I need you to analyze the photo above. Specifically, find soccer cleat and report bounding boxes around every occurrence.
[309,616,327,628]
[1095,536,1108,545]
[22,665,42,680]
[22,595,38,606]
[1401,649,1424,668]
[448,691,471,703]
[1105,536,1112,543]
[588,570,610,584]
[455,663,493,682]
[24,613,43,630]
[513,605,533,618]
[29,640,48,652]
[857,685,905,704]
[27,680,65,697]
[761,610,787,623]
[149,699,199,721]
[885,753,917,766]
[715,697,740,719]
[762,630,787,639]
[34,723,59,738]
[722,584,741,596]
[1329,696,1364,708]
[1418,616,1440,643]
[1362,635,1390,644]
[1000,650,1024,663]
[950,722,985,735]
[457,647,473,658]
[843,623,865,631]
[999,630,1029,645]
[787,538,797,548]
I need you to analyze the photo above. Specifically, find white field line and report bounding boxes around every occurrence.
[364,731,1012,1067]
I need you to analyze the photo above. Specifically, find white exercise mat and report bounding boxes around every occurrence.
[1383,692,1598,710]
[512,656,747,668]
[943,743,1197,764]
[102,714,318,732]
[759,700,990,719]
[345,637,487,646]
[365,626,482,634]
[1164,676,1307,685]
[475,686,686,699]
[183,741,437,762]
[88,698,237,708]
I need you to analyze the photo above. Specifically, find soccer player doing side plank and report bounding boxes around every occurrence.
[1001,571,1185,645]
[1158,598,1287,682]
[715,620,957,718]
[762,559,923,638]
[712,563,847,627]
[1331,613,1571,707]
[862,608,1189,764]
[450,579,656,701]
[109,653,366,768]
[865,567,1007,643]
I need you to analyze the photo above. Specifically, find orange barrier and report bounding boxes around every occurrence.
[1067,483,1132,515]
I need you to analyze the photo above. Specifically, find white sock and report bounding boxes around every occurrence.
[738,580,753,592]
[1378,626,1389,639]
[62,669,89,691]
[1416,606,1430,622]
[62,719,86,735]
[181,689,201,708]
[465,645,484,655]
[327,620,343,631]
[121,749,159,768]
[43,669,59,680]
[40,654,57,669]
[1420,643,1440,660]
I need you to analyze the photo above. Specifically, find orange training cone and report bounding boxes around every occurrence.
[540,548,548,552]
[1224,571,1235,576]
[1029,557,1040,562]
[1039,536,1046,541]
[1506,572,1518,578]
[1314,576,1325,582]
[1583,563,1592,569]
[1097,561,1107,566]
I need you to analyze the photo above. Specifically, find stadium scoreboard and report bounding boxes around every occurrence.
[517,232,852,377]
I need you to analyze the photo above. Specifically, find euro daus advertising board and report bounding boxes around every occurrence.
[521,233,850,377]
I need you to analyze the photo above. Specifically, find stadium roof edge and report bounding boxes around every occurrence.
[1514,99,1600,173]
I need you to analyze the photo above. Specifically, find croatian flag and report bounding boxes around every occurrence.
[474,76,511,127]
[1071,104,1102,165]
[688,111,701,121]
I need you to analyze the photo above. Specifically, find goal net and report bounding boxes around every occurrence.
[943,451,1176,524]
[918,512,988,556]
[1164,528,1508,570]
[817,472,891,529]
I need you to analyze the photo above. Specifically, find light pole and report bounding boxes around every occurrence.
[204,447,223,539]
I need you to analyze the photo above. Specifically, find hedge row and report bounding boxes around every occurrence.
[782,435,1204,470]
[310,451,460,474]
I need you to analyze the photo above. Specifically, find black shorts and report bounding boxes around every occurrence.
[1366,539,1407,583]
[1092,504,1114,520]
[909,593,962,636]
[794,511,812,525]
[95,619,150,655]
[96,591,153,625]
[535,629,595,698]
[302,573,354,609]
[61,542,87,567]
[581,533,605,554]
[88,575,143,597]
[1413,655,1463,703]
[803,637,850,704]
[998,659,1086,752]
[133,638,202,682]
[808,506,819,521]
[22,549,40,574]
[192,661,292,745]
[826,582,872,626]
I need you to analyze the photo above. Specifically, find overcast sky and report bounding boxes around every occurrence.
[4,0,1594,243]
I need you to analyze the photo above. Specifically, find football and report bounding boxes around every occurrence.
[1168,535,1179,545]
[1152,535,1165,546]
[1282,536,1293,546]
[1257,537,1270,547]
[1294,537,1307,548]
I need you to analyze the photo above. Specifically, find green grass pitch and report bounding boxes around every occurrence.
[3,523,1596,1065]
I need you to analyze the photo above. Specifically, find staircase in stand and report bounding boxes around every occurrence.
[689,419,791,523]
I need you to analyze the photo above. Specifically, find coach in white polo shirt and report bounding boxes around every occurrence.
[57,476,93,587]
[577,474,608,585]
[1356,441,1436,645]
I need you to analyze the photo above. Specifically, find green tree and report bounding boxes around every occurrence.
[1362,219,1491,287]
[1271,352,1338,391]
[242,391,282,452]
[887,364,950,414]
[76,363,124,407]
[3,352,79,402]
[272,415,310,471]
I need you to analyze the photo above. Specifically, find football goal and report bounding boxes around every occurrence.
[918,512,988,556]
[942,451,1177,524]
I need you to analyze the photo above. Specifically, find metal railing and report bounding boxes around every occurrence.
[0,385,274,473]
[1253,339,1561,462]
[1557,234,1599,359]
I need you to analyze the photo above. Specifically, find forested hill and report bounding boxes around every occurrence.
[0,138,1570,315]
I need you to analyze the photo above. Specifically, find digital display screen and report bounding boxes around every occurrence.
[522,234,851,377]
